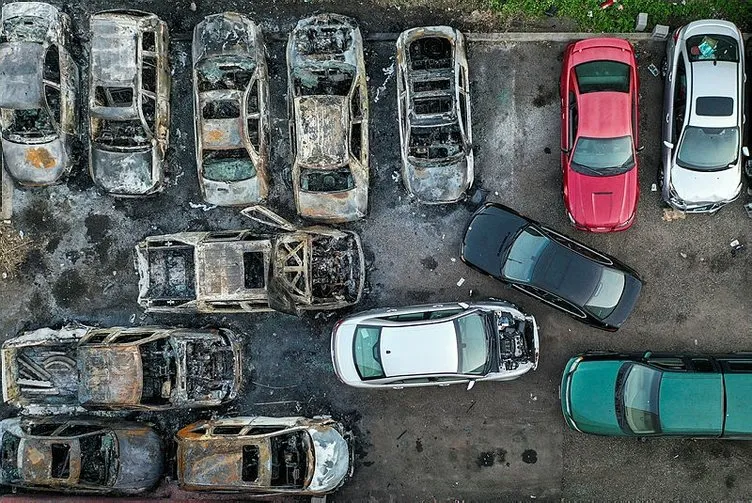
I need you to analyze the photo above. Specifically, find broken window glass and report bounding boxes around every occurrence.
[350,122,362,161]
[413,79,451,93]
[142,94,156,132]
[142,31,156,52]
[43,45,60,83]
[409,37,452,71]
[202,149,256,182]
[2,108,56,138]
[197,59,255,92]
[243,252,265,289]
[141,56,157,93]
[214,426,244,435]
[50,443,71,479]
[0,432,20,482]
[203,100,241,120]
[269,432,308,487]
[300,167,354,192]
[93,119,150,147]
[294,66,354,96]
[79,433,116,485]
[408,125,463,160]
[241,445,260,482]
[414,96,452,115]
[45,85,61,125]
[95,87,134,108]
[294,26,352,55]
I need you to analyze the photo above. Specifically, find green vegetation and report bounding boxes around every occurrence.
[491,0,752,32]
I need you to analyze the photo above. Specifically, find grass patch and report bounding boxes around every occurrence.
[491,0,752,32]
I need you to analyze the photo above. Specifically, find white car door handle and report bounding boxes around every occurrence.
[665,113,670,123]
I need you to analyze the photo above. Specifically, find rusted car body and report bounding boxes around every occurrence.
[88,10,170,196]
[0,416,163,494]
[193,12,270,206]
[176,416,352,495]
[396,26,474,203]
[0,162,11,220]
[1,325,241,410]
[135,206,365,314]
[287,14,369,222]
[0,2,78,186]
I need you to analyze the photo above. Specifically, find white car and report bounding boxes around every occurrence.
[331,301,539,390]
[660,20,747,213]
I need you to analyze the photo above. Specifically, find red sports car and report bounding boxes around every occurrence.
[560,38,640,232]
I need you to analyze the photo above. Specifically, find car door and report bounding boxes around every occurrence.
[513,284,587,319]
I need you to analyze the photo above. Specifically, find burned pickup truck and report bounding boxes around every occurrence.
[1,325,241,410]
[135,207,364,314]
[176,416,352,495]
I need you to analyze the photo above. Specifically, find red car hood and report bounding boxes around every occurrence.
[566,167,638,231]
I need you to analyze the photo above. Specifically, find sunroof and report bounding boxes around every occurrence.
[695,96,734,116]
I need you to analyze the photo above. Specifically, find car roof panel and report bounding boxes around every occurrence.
[380,321,458,377]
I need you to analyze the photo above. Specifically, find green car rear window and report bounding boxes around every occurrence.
[353,326,384,380]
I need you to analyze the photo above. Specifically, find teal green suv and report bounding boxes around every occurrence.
[560,351,752,437]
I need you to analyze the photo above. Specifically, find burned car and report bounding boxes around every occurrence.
[136,206,364,314]
[0,416,163,494]
[193,12,269,206]
[1,325,241,410]
[176,416,352,495]
[0,162,11,220]
[287,14,369,222]
[0,2,78,186]
[396,26,473,203]
[88,10,170,196]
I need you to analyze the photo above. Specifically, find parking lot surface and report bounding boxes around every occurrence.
[2,1,752,501]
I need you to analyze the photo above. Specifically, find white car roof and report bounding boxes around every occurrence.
[688,61,738,128]
[380,321,458,377]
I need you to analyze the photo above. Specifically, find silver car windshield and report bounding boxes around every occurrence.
[677,126,739,171]
[454,313,489,375]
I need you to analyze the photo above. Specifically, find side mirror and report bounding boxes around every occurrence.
[743,146,750,157]
[643,351,652,361]
[466,380,476,391]
[561,147,570,154]
[458,302,469,309]
[637,145,645,152]
[663,140,674,149]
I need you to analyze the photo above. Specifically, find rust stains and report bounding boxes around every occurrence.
[24,148,57,169]
[204,129,227,143]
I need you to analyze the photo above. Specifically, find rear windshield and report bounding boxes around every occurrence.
[202,149,256,182]
[686,34,738,62]
[575,61,630,94]
[300,167,354,192]
[353,326,384,380]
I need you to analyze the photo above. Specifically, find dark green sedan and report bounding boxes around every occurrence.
[560,351,752,437]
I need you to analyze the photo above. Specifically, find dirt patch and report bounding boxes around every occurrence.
[0,223,33,280]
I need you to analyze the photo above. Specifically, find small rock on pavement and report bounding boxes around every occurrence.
[190,2,197,10]
[679,252,687,259]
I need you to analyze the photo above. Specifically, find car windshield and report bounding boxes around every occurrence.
[1,108,56,139]
[79,432,117,486]
[571,136,634,175]
[574,60,630,93]
[502,226,550,283]
[202,149,256,182]
[583,268,626,320]
[617,363,661,435]
[686,34,739,63]
[353,326,385,380]
[677,126,739,171]
[454,313,490,375]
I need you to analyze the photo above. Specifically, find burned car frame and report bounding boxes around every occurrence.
[396,26,473,203]
[193,12,270,206]
[88,10,170,196]
[0,416,163,494]
[0,2,79,186]
[287,14,369,222]
[1,325,241,411]
[135,206,365,314]
[176,416,353,495]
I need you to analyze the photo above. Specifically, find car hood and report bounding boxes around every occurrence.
[461,204,528,276]
[307,427,350,493]
[114,428,164,491]
[566,168,637,229]
[403,155,471,203]
[568,360,623,435]
[2,136,68,185]
[658,373,724,436]
[670,163,741,205]
[91,146,161,196]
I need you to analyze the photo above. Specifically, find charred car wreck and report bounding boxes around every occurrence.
[0,416,163,494]
[287,14,369,222]
[1,325,241,410]
[193,12,270,206]
[136,207,364,314]
[88,10,170,196]
[0,2,78,186]
[396,26,473,203]
[176,416,352,495]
